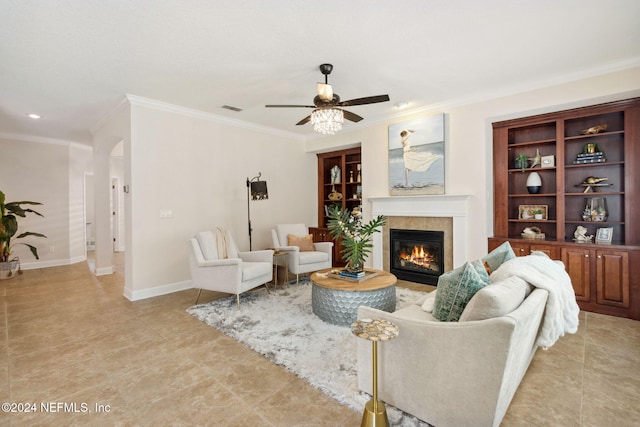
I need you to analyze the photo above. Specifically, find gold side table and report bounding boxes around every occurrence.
[351,318,399,427]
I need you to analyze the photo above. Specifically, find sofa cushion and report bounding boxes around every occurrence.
[288,233,315,251]
[275,224,308,247]
[420,290,437,312]
[393,303,439,322]
[459,276,528,321]
[298,250,329,265]
[196,231,218,260]
[432,260,490,322]
[242,261,271,281]
[482,241,516,274]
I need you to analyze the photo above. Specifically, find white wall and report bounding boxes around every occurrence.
[110,154,125,252]
[124,102,316,299]
[306,66,640,262]
[3,66,638,297]
[92,100,131,277]
[0,136,92,268]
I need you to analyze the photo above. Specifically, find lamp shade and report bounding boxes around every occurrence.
[250,180,268,200]
[526,172,542,194]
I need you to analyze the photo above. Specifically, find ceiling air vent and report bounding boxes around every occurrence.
[221,105,242,112]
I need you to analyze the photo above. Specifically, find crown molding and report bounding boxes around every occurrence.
[0,132,92,150]
[125,94,306,142]
[91,96,130,135]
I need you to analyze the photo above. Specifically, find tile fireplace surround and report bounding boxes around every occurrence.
[369,195,471,276]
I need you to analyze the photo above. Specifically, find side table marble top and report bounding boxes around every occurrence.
[351,318,399,341]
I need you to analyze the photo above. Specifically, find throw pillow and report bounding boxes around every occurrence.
[482,241,516,274]
[288,234,315,252]
[432,260,490,322]
[420,290,437,312]
[459,276,528,321]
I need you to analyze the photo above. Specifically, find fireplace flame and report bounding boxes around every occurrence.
[399,245,437,270]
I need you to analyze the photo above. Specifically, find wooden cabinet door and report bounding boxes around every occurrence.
[561,247,591,302]
[509,242,529,257]
[310,227,344,267]
[309,227,329,242]
[596,250,629,308]
[529,243,558,260]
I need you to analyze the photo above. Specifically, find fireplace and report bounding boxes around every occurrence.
[390,229,444,286]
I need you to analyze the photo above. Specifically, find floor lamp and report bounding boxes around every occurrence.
[246,173,268,251]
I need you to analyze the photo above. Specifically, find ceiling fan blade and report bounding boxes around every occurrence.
[338,95,390,107]
[265,104,316,108]
[296,115,312,126]
[317,83,333,102]
[342,110,364,123]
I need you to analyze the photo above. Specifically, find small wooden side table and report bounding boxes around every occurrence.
[272,250,289,289]
[351,318,399,427]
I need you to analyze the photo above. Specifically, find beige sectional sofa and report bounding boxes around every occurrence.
[356,285,549,427]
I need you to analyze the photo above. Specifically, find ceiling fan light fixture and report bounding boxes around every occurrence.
[311,108,343,135]
[317,83,333,102]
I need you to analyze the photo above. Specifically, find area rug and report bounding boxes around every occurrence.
[187,280,433,427]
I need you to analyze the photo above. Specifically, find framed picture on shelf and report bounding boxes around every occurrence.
[595,227,613,244]
[541,155,555,168]
[518,204,548,220]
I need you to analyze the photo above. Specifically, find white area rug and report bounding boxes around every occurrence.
[187,280,433,427]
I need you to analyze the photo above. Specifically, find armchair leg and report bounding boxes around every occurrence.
[236,294,240,309]
[195,288,203,305]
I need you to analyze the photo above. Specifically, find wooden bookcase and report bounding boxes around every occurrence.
[489,97,640,320]
[311,147,362,266]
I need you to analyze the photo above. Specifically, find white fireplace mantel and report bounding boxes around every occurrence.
[368,194,472,271]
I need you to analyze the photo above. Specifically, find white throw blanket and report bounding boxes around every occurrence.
[215,227,228,259]
[490,252,580,349]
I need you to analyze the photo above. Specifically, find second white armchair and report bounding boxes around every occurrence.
[271,223,333,283]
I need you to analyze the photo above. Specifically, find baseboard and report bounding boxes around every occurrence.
[20,256,87,270]
[95,266,114,276]
[124,280,193,301]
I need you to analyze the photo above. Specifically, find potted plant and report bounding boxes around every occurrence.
[514,154,529,172]
[0,191,46,279]
[531,209,544,220]
[326,205,386,275]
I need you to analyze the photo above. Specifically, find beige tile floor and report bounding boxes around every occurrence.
[1,255,639,426]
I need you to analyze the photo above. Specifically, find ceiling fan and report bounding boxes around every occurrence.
[265,63,390,132]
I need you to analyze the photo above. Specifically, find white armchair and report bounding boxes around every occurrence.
[271,223,333,283]
[187,230,273,308]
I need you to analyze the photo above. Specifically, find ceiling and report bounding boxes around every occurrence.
[2,0,639,145]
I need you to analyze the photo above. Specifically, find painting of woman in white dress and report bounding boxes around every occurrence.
[389,114,445,195]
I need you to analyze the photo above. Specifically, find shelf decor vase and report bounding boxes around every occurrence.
[345,260,364,275]
[526,172,542,194]
[330,165,341,184]
[582,197,608,222]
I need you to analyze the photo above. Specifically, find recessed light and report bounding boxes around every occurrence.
[27,113,41,119]
[393,102,409,110]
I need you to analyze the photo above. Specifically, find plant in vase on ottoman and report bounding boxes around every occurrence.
[326,205,385,277]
